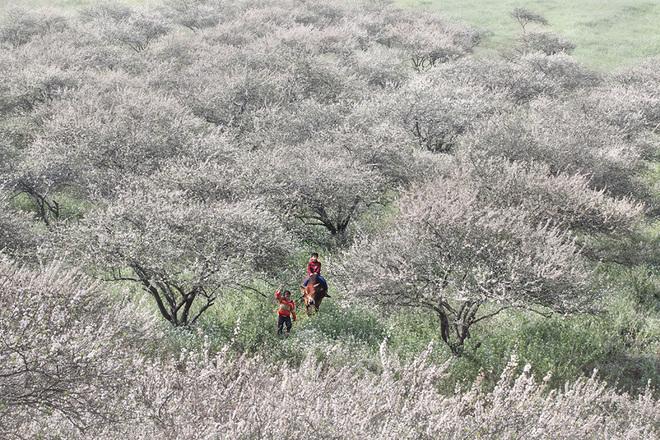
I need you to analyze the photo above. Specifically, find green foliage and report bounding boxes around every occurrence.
[304,301,387,345]
[387,309,445,359]
[434,265,658,394]
[162,271,659,396]
[451,313,613,389]
[191,289,387,366]
[10,190,92,221]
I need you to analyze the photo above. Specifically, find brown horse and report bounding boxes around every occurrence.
[300,273,329,315]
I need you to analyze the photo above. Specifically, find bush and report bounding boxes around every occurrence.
[0,257,160,437]
[35,342,659,439]
[519,31,576,55]
[459,98,647,198]
[0,8,68,48]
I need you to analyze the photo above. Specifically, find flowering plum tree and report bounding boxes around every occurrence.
[363,9,480,71]
[256,142,389,243]
[160,0,222,31]
[518,31,576,55]
[342,178,595,355]
[0,0,657,435]
[432,55,599,104]
[583,61,660,139]
[388,74,510,153]
[351,44,411,89]
[0,7,68,48]
[143,156,248,205]
[80,4,170,53]
[16,83,214,221]
[453,154,644,234]
[459,98,647,198]
[0,258,158,436]
[0,60,79,117]
[62,183,295,326]
[178,65,293,134]
[31,344,658,438]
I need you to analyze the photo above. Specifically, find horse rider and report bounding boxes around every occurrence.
[301,252,328,291]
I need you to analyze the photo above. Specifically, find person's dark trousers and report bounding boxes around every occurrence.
[277,315,292,335]
[317,275,328,290]
[303,275,328,290]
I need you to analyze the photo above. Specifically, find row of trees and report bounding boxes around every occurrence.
[1,259,657,438]
[0,0,657,352]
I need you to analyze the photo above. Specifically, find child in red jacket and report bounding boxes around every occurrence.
[275,289,296,336]
[302,252,327,290]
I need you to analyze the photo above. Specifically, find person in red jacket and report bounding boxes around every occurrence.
[307,252,322,276]
[302,252,327,290]
[275,289,296,336]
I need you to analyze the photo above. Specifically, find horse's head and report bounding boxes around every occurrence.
[301,274,327,316]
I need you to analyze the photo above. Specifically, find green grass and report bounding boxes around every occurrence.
[399,0,660,70]
[139,269,657,396]
[11,191,94,222]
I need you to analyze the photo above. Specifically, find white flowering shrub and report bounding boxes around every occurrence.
[117,347,658,439]
[58,183,296,326]
[584,61,660,138]
[518,31,576,55]
[452,154,644,234]
[1,256,656,438]
[432,55,599,104]
[364,9,480,71]
[256,142,390,242]
[80,4,170,53]
[460,98,647,198]
[21,341,658,439]
[159,0,222,31]
[23,84,211,199]
[0,61,79,117]
[0,258,160,438]
[142,155,248,204]
[342,176,599,355]
[0,7,68,48]
[387,74,510,153]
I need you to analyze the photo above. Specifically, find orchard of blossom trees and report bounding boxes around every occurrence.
[1,260,657,438]
[0,0,658,437]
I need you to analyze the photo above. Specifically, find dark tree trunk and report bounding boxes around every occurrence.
[128,263,214,327]
[434,300,482,357]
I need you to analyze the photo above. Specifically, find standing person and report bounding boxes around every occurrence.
[302,252,327,290]
[275,289,296,336]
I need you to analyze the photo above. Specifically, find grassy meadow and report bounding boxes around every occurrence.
[399,0,660,70]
